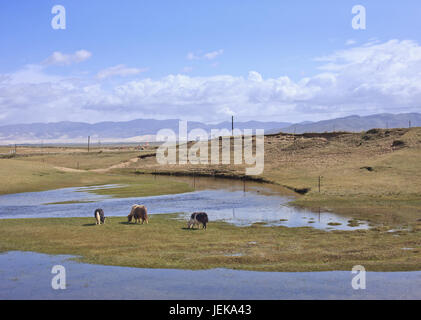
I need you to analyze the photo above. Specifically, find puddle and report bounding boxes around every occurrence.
[0,176,369,231]
[0,251,420,300]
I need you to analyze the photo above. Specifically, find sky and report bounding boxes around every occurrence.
[1,0,421,125]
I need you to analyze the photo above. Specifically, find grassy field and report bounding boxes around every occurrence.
[0,158,192,196]
[0,215,420,271]
[17,151,141,170]
[6,147,152,170]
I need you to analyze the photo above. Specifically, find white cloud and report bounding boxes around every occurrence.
[187,49,224,60]
[2,40,421,125]
[203,49,224,60]
[248,71,263,82]
[345,39,357,46]
[5,64,63,84]
[43,50,92,66]
[97,64,147,80]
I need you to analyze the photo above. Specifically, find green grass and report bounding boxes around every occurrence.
[86,181,192,198]
[0,159,192,197]
[16,150,143,170]
[1,215,421,272]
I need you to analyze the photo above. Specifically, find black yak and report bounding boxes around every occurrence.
[188,212,208,230]
[94,209,106,225]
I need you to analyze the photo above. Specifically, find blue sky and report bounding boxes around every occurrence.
[1,1,421,125]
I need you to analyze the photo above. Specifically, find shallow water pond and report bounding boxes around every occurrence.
[0,175,368,230]
[1,251,420,300]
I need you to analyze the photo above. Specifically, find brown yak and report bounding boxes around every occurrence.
[128,205,148,224]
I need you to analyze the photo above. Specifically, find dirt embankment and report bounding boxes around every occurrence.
[123,128,418,180]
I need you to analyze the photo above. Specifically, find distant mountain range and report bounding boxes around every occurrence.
[0,113,419,144]
[0,119,291,144]
[278,113,421,134]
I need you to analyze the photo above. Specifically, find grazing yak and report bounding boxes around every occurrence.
[128,205,148,224]
[188,212,208,230]
[94,208,106,225]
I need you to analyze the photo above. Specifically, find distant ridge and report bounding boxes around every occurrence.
[277,113,421,134]
[0,113,420,144]
[0,119,291,144]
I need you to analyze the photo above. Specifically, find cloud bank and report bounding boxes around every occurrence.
[1,40,421,125]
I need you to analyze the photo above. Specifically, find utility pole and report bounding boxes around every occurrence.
[409,120,412,128]
[88,136,90,152]
[232,116,234,136]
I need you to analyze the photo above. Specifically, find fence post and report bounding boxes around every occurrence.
[318,176,322,193]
